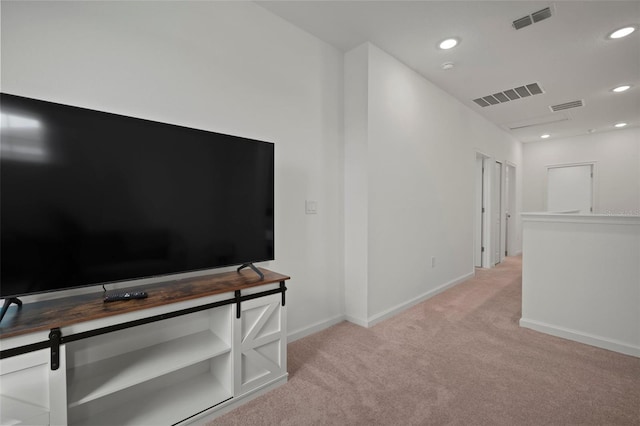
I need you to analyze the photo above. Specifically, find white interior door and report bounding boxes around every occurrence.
[474,155,484,267]
[492,161,502,265]
[547,165,593,214]
[505,164,516,256]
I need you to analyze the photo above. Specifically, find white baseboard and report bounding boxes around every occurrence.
[345,271,474,328]
[287,314,346,342]
[344,314,368,328]
[367,271,474,327]
[287,271,475,337]
[520,318,640,358]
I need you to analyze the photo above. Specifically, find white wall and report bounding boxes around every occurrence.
[1,1,345,338]
[521,213,640,357]
[344,44,522,325]
[522,127,640,215]
[343,44,369,324]
[2,2,525,337]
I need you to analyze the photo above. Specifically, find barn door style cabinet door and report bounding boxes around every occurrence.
[0,348,58,425]
[234,293,287,396]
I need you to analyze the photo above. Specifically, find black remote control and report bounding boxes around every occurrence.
[103,291,148,303]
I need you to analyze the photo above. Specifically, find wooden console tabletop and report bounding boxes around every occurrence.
[0,268,290,339]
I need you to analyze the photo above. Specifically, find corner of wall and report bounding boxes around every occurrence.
[344,42,370,323]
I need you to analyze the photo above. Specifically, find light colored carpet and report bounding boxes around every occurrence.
[210,256,640,425]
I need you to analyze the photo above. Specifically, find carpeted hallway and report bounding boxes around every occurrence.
[210,256,640,425]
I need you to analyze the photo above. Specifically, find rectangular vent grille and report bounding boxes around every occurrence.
[532,7,552,23]
[550,100,584,112]
[513,7,552,30]
[513,16,532,30]
[473,82,544,108]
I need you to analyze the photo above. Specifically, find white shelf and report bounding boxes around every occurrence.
[0,395,49,426]
[69,371,231,426]
[68,330,229,407]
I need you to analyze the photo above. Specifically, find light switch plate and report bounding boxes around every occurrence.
[305,200,317,214]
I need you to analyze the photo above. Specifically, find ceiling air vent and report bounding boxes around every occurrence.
[473,82,544,108]
[532,7,552,23]
[526,83,543,95]
[550,100,584,112]
[513,7,553,30]
[513,15,532,30]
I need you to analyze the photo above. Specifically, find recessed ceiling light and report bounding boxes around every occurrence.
[541,134,550,139]
[614,122,627,128]
[439,38,459,50]
[608,26,637,39]
[441,62,454,70]
[612,85,631,93]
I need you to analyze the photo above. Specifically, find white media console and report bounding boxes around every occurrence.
[0,268,290,425]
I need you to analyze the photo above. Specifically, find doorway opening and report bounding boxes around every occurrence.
[474,153,489,268]
[505,163,516,256]
[493,161,503,266]
[546,163,594,214]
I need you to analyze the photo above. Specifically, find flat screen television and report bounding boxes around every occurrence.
[1,93,274,302]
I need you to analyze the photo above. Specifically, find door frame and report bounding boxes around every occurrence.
[474,151,490,268]
[493,160,503,266]
[505,162,517,257]
[545,161,597,213]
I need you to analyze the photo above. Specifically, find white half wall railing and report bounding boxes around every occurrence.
[520,212,640,357]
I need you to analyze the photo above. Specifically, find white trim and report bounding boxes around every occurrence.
[473,153,485,268]
[344,315,368,328]
[365,271,475,328]
[504,162,517,257]
[545,161,595,168]
[544,161,597,213]
[287,314,346,342]
[519,318,640,358]
[496,160,506,265]
[0,330,51,351]
[521,212,640,225]
[474,151,491,269]
[474,149,491,159]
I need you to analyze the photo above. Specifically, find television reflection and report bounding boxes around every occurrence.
[1,112,50,163]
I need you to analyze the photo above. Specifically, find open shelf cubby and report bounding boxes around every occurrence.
[66,306,232,425]
[68,357,232,426]
[1,395,50,426]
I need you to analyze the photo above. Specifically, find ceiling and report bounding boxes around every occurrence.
[258,1,640,143]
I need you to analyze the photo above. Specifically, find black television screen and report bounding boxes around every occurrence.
[0,93,274,298]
